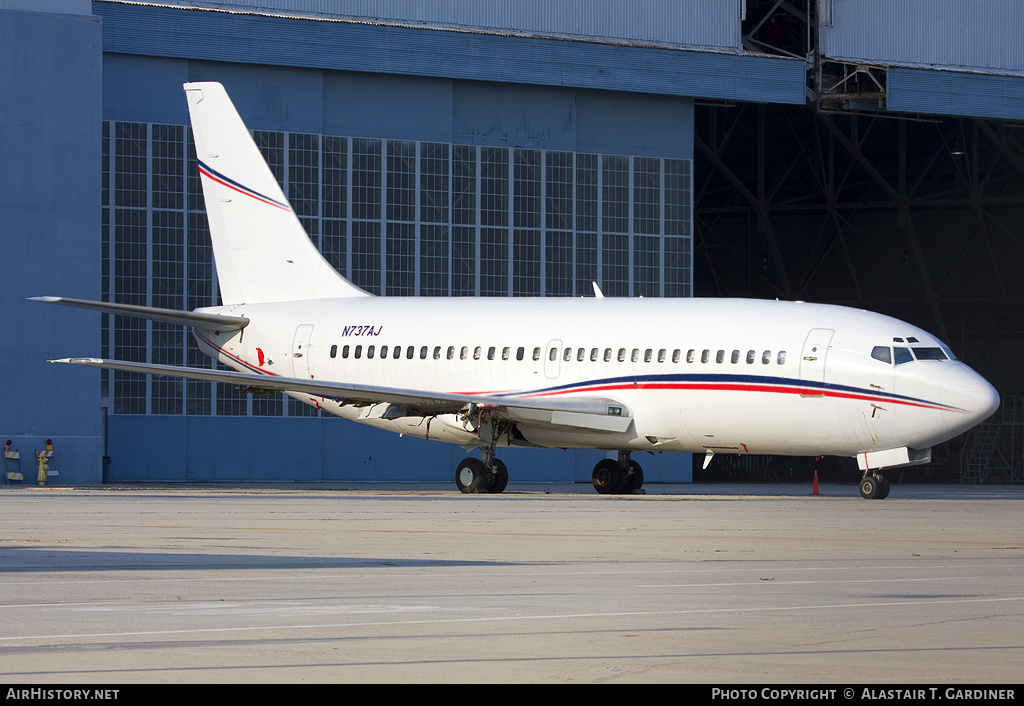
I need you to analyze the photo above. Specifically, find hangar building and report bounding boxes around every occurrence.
[2,1,1021,485]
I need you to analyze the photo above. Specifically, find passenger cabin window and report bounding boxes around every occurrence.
[618,348,626,362]
[761,350,771,364]
[502,347,510,361]
[393,346,401,360]
[777,351,787,365]
[701,350,710,363]
[532,347,541,361]
[488,346,496,361]
[746,350,755,364]
[434,346,442,360]
[447,346,455,360]
[604,348,613,362]
[894,347,913,365]
[367,345,375,359]
[330,345,338,358]
[516,347,525,361]
[871,346,892,364]
[687,349,695,363]
[342,345,350,359]
[716,350,725,364]
[730,350,740,364]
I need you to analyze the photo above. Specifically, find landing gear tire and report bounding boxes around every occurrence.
[859,475,879,500]
[592,459,625,494]
[456,458,487,494]
[486,459,509,494]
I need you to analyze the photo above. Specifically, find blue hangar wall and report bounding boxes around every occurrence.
[5,2,805,484]
[0,2,103,485]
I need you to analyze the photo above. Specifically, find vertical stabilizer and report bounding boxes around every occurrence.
[184,82,370,304]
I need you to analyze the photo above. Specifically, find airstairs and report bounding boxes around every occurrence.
[960,396,1022,484]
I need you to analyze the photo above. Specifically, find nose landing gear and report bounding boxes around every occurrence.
[859,473,890,499]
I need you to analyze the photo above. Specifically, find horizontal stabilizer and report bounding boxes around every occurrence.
[30,297,249,331]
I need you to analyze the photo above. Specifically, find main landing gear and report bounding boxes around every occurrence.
[455,447,508,494]
[591,451,644,495]
[859,472,890,500]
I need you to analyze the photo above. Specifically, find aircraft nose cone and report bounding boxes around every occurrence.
[940,364,1000,434]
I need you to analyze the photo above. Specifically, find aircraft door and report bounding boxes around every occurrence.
[544,339,562,379]
[292,324,314,378]
[799,328,834,389]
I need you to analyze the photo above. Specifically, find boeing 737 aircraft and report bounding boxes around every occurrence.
[36,82,1000,498]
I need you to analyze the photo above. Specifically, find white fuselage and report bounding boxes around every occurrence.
[194,296,999,463]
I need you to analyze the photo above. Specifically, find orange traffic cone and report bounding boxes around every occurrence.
[810,469,820,495]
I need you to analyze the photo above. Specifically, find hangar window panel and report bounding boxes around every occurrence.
[386,222,416,296]
[481,147,509,227]
[452,225,477,297]
[351,220,382,294]
[601,155,629,234]
[575,231,598,299]
[602,233,629,297]
[576,153,598,232]
[664,159,691,237]
[321,136,347,220]
[151,209,184,416]
[420,142,449,224]
[288,133,321,222]
[634,234,660,298]
[545,152,573,231]
[546,230,574,296]
[386,140,416,223]
[114,122,147,209]
[663,237,691,297]
[633,157,661,235]
[452,145,477,226]
[112,203,147,415]
[480,227,509,296]
[351,138,382,221]
[513,228,540,296]
[420,224,450,296]
[513,149,541,230]
[151,124,184,211]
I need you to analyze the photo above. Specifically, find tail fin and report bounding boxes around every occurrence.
[184,82,370,304]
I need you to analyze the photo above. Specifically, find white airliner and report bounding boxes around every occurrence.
[36,82,1000,498]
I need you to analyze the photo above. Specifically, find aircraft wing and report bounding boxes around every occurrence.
[50,358,633,433]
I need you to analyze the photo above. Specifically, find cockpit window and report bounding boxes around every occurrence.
[894,347,914,365]
[912,347,948,361]
[871,346,891,364]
